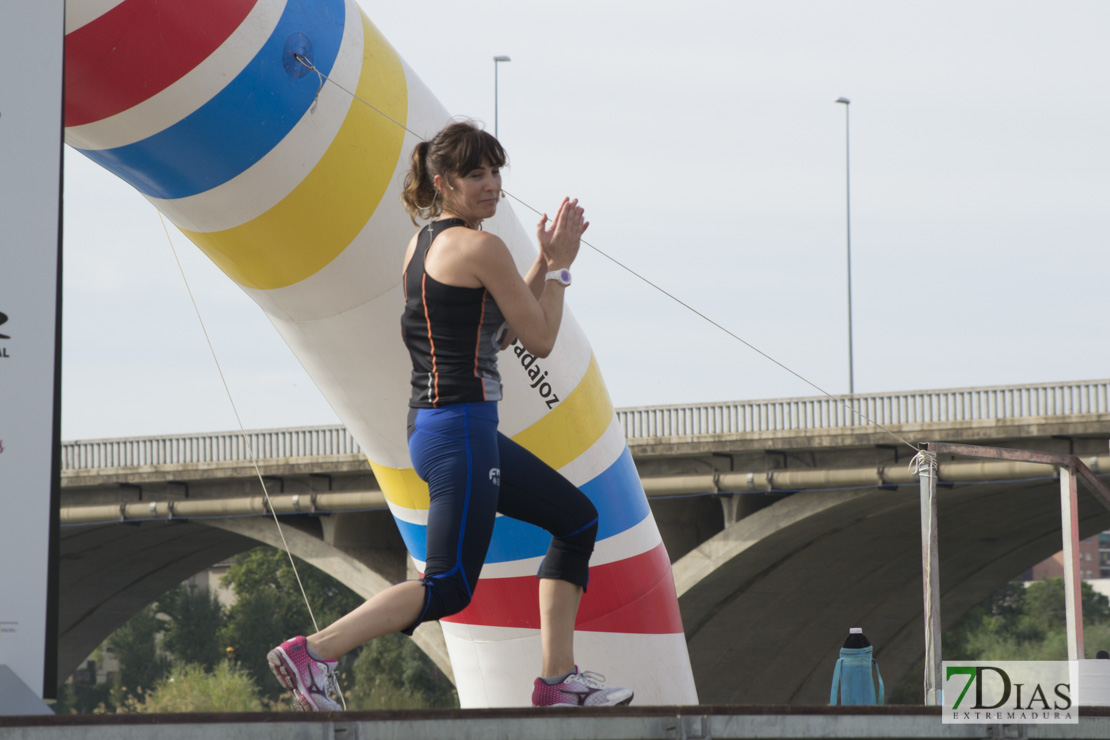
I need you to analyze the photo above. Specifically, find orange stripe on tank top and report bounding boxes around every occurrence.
[421,273,439,405]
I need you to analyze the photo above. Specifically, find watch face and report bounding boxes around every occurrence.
[546,269,572,286]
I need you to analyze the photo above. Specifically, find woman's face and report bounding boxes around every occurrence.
[439,161,501,224]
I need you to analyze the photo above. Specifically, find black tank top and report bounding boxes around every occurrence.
[402,219,505,408]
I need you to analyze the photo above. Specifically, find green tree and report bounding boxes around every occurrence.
[890,577,1110,703]
[219,547,364,700]
[222,585,286,699]
[345,633,459,709]
[71,547,457,712]
[1023,578,1110,631]
[107,605,166,702]
[158,583,226,670]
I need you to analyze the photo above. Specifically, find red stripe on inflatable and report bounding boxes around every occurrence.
[440,543,683,634]
[64,0,258,127]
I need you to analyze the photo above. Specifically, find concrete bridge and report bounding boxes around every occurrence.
[58,379,1110,704]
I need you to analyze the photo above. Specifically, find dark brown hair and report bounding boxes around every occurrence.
[401,120,507,224]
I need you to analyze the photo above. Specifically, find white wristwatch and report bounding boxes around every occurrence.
[545,269,572,287]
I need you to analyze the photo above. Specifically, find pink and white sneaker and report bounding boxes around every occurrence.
[532,667,634,707]
[267,635,341,711]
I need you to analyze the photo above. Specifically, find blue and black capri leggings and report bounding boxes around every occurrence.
[401,401,598,634]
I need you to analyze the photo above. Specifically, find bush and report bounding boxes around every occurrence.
[116,662,286,713]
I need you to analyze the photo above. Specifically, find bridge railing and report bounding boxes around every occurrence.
[61,379,1110,470]
[61,425,363,471]
[615,379,1110,439]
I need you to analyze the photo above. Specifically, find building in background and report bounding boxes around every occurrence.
[1030,535,1104,581]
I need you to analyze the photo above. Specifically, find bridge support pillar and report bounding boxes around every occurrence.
[319,511,409,584]
[720,495,742,528]
[717,493,775,529]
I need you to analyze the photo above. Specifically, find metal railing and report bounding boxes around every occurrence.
[61,425,363,471]
[616,379,1110,439]
[61,379,1110,471]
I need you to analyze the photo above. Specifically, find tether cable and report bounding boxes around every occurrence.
[157,213,348,708]
[292,53,920,454]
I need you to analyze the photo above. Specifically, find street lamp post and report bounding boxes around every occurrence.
[493,55,511,139]
[835,96,854,395]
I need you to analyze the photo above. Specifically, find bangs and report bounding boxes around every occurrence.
[452,129,507,175]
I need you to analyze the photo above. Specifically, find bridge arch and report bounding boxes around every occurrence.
[674,480,1110,704]
[58,511,453,688]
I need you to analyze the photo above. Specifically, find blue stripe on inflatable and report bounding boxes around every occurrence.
[75,0,346,200]
[396,446,651,564]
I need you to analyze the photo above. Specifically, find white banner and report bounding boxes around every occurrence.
[0,2,64,700]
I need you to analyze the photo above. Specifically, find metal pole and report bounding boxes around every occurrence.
[835,97,854,395]
[493,56,511,140]
[916,450,942,705]
[1060,464,1085,660]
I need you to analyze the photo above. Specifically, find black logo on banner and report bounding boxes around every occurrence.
[510,339,561,409]
[0,310,8,358]
[0,310,9,358]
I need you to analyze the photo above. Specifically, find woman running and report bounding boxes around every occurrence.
[267,120,633,710]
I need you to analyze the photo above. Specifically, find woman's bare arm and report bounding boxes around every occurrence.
[472,198,586,357]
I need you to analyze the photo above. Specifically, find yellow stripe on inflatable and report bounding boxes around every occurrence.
[372,355,613,512]
[511,354,613,470]
[182,12,406,290]
[370,460,428,512]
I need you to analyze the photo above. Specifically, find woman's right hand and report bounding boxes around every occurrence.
[537,197,588,270]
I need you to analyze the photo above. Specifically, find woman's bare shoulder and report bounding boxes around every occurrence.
[450,228,510,261]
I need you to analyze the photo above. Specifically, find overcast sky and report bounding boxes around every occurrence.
[60,0,1110,441]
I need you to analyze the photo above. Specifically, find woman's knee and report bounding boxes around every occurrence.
[561,512,598,551]
[401,572,475,635]
[423,570,475,620]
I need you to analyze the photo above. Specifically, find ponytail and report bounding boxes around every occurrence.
[401,141,438,225]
